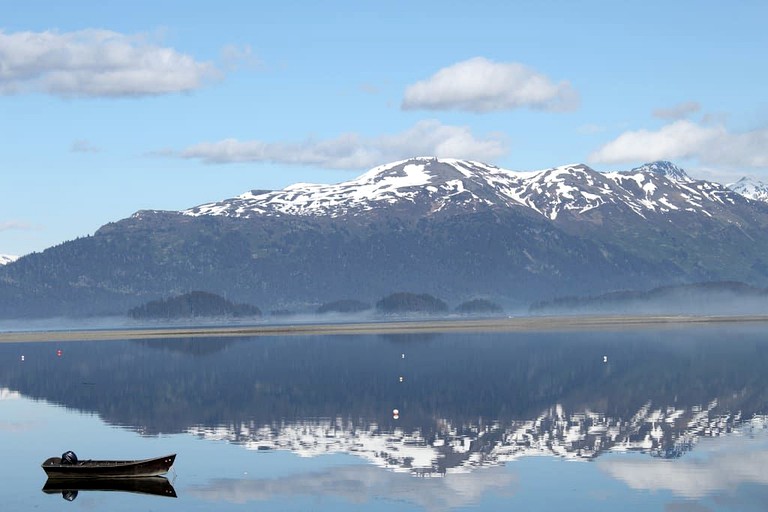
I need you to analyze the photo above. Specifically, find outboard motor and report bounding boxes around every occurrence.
[61,451,78,465]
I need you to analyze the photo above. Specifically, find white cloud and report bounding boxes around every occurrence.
[578,123,606,135]
[188,464,516,510]
[703,128,768,168]
[589,120,721,163]
[177,120,508,169]
[0,29,218,97]
[589,120,768,169]
[359,82,380,95]
[70,139,101,153]
[598,434,768,499]
[653,101,702,120]
[0,221,37,232]
[219,44,260,71]
[402,57,579,113]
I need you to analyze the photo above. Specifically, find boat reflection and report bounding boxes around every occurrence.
[41,476,177,501]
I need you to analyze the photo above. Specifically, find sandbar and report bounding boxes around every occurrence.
[2,314,768,343]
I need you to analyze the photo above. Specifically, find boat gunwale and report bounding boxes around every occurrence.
[41,454,175,478]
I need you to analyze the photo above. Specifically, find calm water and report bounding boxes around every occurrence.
[2,325,768,510]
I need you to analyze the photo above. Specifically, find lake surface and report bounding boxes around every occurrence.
[2,324,768,510]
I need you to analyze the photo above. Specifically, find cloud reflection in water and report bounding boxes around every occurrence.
[599,425,768,501]
[188,464,516,510]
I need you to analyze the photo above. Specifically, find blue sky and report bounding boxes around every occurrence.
[2,0,768,256]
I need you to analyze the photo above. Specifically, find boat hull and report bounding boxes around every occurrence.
[41,454,176,478]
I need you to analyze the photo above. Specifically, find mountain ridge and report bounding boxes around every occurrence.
[728,175,768,202]
[3,157,768,318]
[180,157,763,222]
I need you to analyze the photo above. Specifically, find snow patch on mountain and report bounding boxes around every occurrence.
[728,176,768,203]
[0,255,18,266]
[187,402,768,477]
[183,157,521,218]
[629,161,693,182]
[181,157,746,222]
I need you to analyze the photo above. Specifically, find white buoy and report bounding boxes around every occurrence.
[21,355,25,362]
[603,356,608,363]
[401,353,405,359]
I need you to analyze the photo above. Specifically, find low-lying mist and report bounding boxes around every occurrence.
[531,282,768,316]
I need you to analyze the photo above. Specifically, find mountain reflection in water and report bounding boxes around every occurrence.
[2,326,768,477]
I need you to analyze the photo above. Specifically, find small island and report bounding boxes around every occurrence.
[455,299,503,315]
[128,291,261,320]
[375,292,448,314]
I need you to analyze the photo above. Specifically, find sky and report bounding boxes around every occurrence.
[2,0,768,257]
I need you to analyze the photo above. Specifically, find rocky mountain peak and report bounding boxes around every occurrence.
[629,161,693,182]
[728,176,768,202]
[180,157,750,222]
[182,157,517,219]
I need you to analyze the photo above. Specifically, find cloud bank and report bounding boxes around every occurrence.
[0,29,218,97]
[70,139,101,153]
[188,464,516,510]
[0,221,37,232]
[402,57,579,113]
[589,120,768,169]
[598,434,768,500]
[652,101,701,121]
[178,120,508,169]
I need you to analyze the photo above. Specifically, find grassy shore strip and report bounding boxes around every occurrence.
[2,315,768,343]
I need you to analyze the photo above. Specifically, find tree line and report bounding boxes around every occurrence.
[128,291,503,319]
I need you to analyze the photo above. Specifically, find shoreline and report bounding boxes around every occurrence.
[2,314,768,343]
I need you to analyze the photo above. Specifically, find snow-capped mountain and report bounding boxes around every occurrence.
[0,255,18,266]
[628,161,693,182]
[188,401,768,477]
[728,176,768,202]
[182,157,745,222]
[5,157,768,317]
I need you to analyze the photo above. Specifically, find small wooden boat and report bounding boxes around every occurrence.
[41,453,176,478]
[43,476,177,500]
